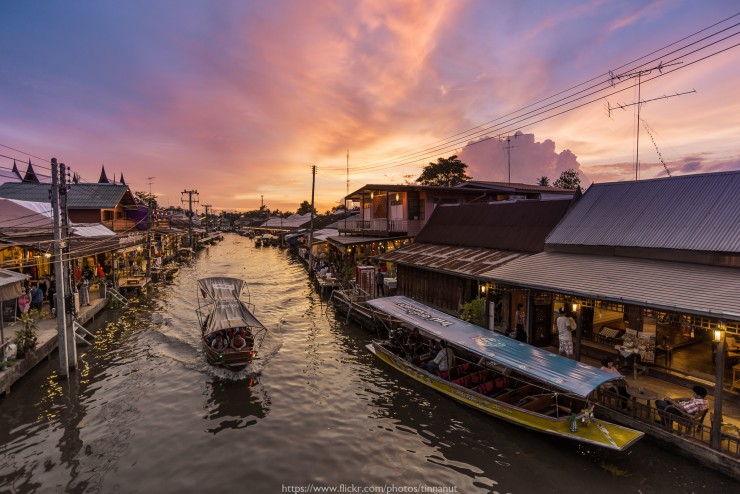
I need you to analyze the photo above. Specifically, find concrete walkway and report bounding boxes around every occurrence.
[0,283,110,396]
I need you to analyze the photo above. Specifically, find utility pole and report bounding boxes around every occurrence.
[503,136,518,185]
[203,204,211,235]
[52,159,76,376]
[308,165,316,275]
[181,190,199,250]
[345,149,349,233]
[60,162,77,369]
[146,177,154,280]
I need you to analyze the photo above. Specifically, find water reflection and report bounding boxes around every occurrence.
[203,377,270,435]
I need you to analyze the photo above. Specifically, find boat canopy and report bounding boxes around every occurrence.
[205,299,266,335]
[198,277,246,301]
[367,296,619,397]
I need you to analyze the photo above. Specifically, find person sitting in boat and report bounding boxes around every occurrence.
[211,334,228,352]
[404,328,425,357]
[427,340,455,376]
[231,331,248,351]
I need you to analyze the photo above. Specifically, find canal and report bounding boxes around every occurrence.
[0,234,735,493]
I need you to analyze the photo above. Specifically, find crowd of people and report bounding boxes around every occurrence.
[206,328,252,353]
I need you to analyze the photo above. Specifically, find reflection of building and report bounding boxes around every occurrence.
[482,172,740,377]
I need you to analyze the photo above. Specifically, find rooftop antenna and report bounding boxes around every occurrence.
[641,118,672,177]
[607,61,688,180]
[503,135,518,185]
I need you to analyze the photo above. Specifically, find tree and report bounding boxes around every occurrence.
[553,169,582,192]
[297,200,317,215]
[536,176,550,186]
[134,191,158,209]
[416,155,471,187]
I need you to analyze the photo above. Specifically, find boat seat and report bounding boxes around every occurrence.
[520,394,556,413]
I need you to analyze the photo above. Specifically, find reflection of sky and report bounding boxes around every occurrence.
[0,1,738,211]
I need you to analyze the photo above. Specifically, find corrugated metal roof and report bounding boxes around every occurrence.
[328,235,407,246]
[0,182,130,209]
[546,171,740,253]
[378,242,529,279]
[483,251,740,321]
[416,199,573,252]
[459,180,575,194]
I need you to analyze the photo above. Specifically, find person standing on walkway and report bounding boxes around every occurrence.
[79,277,90,306]
[556,307,576,358]
[515,303,526,342]
[29,284,43,312]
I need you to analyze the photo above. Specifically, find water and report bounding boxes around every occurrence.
[0,235,735,493]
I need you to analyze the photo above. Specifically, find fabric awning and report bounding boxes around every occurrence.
[366,296,617,397]
[198,277,246,301]
[481,251,740,321]
[0,269,26,302]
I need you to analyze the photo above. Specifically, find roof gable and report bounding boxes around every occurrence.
[416,199,573,252]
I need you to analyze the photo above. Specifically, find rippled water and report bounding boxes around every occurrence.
[0,235,734,493]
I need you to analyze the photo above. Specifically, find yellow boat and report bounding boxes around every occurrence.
[366,296,644,451]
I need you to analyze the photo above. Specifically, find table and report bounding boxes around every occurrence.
[616,345,641,380]
[629,388,658,406]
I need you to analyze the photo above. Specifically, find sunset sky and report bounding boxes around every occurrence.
[1,1,738,213]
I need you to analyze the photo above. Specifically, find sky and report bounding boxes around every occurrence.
[1,0,739,213]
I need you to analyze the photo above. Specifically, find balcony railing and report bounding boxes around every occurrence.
[338,218,423,236]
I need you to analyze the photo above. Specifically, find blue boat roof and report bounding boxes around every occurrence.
[366,296,619,397]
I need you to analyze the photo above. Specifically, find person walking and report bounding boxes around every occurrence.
[79,277,90,306]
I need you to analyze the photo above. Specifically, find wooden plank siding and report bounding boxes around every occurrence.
[397,265,472,315]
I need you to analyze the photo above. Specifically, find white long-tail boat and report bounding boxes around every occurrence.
[366,296,644,451]
[196,277,267,370]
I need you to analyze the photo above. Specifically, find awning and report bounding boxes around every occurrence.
[0,269,26,302]
[327,235,407,247]
[205,299,265,335]
[199,277,246,300]
[377,242,529,279]
[482,251,740,321]
[366,296,616,397]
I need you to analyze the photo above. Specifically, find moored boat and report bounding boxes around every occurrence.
[196,277,267,370]
[366,296,644,451]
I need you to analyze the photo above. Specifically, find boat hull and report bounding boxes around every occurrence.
[367,342,643,451]
[202,337,256,370]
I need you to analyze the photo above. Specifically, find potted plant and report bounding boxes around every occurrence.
[13,308,45,357]
[459,297,486,327]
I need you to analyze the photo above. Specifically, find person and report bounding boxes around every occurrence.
[231,330,247,351]
[82,265,93,281]
[17,289,30,316]
[79,277,90,306]
[600,358,630,408]
[211,334,228,352]
[29,284,43,312]
[556,307,576,357]
[97,264,105,279]
[37,276,49,299]
[405,328,425,357]
[656,385,709,426]
[376,266,385,296]
[427,340,455,375]
[47,281,56,317]
[515,303,526,342]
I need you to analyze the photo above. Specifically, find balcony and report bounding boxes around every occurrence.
[338,218,423,237]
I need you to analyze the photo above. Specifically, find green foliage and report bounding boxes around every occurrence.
[459,297,486,327]
[297,200,317,215]
[134,191,158,209]
[106,298,124,309]
[14,309,46,355]
[536,176,550,186]
[553,169,583,192]
[416,155,472,187]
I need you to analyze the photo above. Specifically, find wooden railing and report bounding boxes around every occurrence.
[338,218,423,236]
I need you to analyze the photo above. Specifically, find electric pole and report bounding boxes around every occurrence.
[203,204,211,235]
[181,190,199,250]
[308,165,316,275]
[146,177,154,280]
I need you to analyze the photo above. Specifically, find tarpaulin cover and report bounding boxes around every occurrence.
[204,299,265,335]
[0,269,26,302]
[367,296,618,397]
[198,277,246,301]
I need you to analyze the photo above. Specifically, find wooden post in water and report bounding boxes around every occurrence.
[711,337,725,449]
